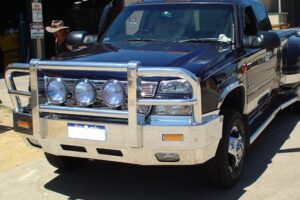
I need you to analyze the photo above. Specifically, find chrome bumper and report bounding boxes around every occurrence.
[6,60,223,165]
[24,112,222,165]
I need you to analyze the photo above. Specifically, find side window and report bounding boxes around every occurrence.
[244,6,258,36]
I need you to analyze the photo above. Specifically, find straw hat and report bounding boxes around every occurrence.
[46,20,69,33]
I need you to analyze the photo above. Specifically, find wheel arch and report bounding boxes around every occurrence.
[218,83,246,114]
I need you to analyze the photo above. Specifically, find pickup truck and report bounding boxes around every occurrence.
[5,0,300,187]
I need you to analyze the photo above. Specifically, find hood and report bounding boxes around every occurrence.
[52,41,233,79]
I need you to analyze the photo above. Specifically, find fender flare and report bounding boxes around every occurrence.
[217,81,247,114]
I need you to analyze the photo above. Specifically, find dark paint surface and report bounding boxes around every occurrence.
[51,42,233,80]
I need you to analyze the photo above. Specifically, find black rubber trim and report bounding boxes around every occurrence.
[97,148,123,157]
[27,138,42,148]
[61,145,87,153]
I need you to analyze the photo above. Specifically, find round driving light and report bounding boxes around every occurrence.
[102,80,125,107]
[74,80,96,106]
[46,78,68,104]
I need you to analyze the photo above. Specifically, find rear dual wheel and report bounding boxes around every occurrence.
[204,109,247,187]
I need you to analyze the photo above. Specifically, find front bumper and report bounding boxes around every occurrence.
[18,111,223,165]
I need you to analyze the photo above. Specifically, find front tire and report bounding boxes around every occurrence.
[44,153,87,170]
[290,102,300,113]
[203,109,247,187]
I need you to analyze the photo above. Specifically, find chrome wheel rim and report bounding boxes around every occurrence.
[228,126,245,173]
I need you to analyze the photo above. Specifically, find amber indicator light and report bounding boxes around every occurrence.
[162,134,184,141]
[18,120,30,129]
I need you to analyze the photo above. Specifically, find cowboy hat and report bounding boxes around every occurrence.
[46,20,69,33]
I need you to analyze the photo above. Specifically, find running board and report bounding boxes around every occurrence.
[281,73,300,85]
[250,97,298,144]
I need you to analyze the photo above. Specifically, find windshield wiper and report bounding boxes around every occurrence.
[176,38,231,44]
[126,38,163,42]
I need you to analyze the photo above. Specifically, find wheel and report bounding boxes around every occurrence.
[290,102,300,113]
[203,109,247,187]
[44,152,87,170]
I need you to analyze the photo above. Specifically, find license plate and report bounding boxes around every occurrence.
[67,123,106,141]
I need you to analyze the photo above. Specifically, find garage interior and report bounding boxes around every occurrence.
[0,0,113,75]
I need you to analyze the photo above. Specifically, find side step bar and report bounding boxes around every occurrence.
[250,96,298,144]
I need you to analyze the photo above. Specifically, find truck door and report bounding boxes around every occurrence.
[243,5,278,115]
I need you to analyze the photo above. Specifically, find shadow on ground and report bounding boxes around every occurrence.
[44,111,299,200]
[0,125,12,134]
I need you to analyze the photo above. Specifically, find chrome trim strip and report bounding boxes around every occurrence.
[250,97,298,144]
[5,63,30,112]
[138,98,197,106]
[8,90,31,97]
[39,105,128,119]
[281,73,300,85]
[217,81,245,109]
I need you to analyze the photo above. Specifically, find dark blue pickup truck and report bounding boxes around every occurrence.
[5,0,300,187]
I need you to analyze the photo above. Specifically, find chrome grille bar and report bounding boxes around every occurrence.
[138,98,197,106]
[40,105,128,119]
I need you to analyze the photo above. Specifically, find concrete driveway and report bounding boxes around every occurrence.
[0,76,300,200]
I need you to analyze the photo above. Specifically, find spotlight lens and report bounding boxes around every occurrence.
[74,80,96,106]
[102,81,125,107]
[46,78,68,104]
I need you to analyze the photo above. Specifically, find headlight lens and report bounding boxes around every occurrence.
[152,105,192,116]
[158,79,192,94]
[102,80,125,107]
[74,80,96,106]
[46,78,68,104]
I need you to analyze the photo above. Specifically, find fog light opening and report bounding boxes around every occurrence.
[155,153,180,162]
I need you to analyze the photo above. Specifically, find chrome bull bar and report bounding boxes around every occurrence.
[5,63,31,113]
[5,59,202,147]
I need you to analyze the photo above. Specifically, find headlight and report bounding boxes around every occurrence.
[158,79,192,94]
[46,78,68,104]
[102,80,125,107]
[152,105,192,116]
[74,80,96,106]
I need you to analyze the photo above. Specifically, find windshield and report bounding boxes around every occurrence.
[102,4,234,43]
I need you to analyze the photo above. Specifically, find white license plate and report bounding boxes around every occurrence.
[67,123,106,141]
